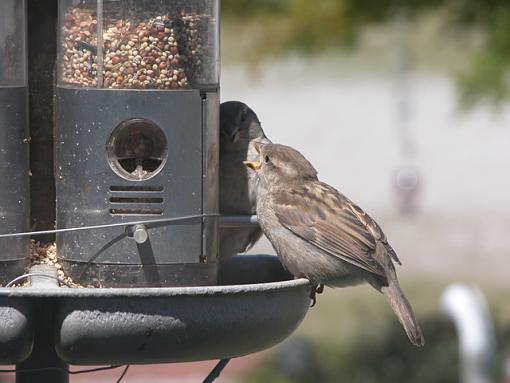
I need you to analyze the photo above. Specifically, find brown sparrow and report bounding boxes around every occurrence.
[244,142,424,346]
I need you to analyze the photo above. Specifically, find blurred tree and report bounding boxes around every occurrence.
[456,2,510,107]
[222,0,510,106]
[221,0,285,18]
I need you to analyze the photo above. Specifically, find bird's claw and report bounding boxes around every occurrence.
[310,290,317,307]
[309,284,324,307]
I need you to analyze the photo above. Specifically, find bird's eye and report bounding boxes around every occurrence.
[240,111,248,123]
[264,155,270,163]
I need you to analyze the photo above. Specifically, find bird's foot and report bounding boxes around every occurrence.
[309,286,317,307]
[309,284,324,308]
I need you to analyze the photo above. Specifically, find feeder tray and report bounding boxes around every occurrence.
[0,255,311,365]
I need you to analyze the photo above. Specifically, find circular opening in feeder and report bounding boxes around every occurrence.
[107,118,168,181]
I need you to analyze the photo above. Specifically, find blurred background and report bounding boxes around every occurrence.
[43,1,510,382]
[221,0,510,382]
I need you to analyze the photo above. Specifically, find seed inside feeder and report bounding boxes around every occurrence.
[61,4,213,89]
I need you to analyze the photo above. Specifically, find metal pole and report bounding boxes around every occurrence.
[16,304,69,383]
[27,0,57,242]
[16,266,69,383]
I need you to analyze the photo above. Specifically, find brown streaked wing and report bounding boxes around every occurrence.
[342,192,402,265]
[273,183,386,276]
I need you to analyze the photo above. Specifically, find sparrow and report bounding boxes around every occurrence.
[219,101,270,259]
[244,142,424,347]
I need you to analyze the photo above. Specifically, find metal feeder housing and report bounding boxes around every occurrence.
[0,0,30,284]
[56,0,219,287]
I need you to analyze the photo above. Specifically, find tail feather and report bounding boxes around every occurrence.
[381,281,425,347]
[373,242,424,346]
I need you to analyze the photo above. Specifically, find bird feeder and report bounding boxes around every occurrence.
[0,0,29,284]
[55,0,220,287]
[0,1,312,382]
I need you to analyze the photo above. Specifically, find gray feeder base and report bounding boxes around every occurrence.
[0,255,311,382]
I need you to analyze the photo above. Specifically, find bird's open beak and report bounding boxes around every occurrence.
[243,160,262,171]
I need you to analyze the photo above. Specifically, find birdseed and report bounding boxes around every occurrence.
[61,5,213,89]
[27,240,93,288]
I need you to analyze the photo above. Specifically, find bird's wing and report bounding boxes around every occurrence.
[273,182,391,276]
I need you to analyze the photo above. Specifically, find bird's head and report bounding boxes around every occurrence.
[220,101,266,152]
[244,142,318,189]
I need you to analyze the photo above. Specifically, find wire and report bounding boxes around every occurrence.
[71,365,124,375]
[0,364,124,374]
[5,273,73,288]
[116,365,130,383]
[0,213,220,239]
[203,359,231,383]
[1,359,229,382]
